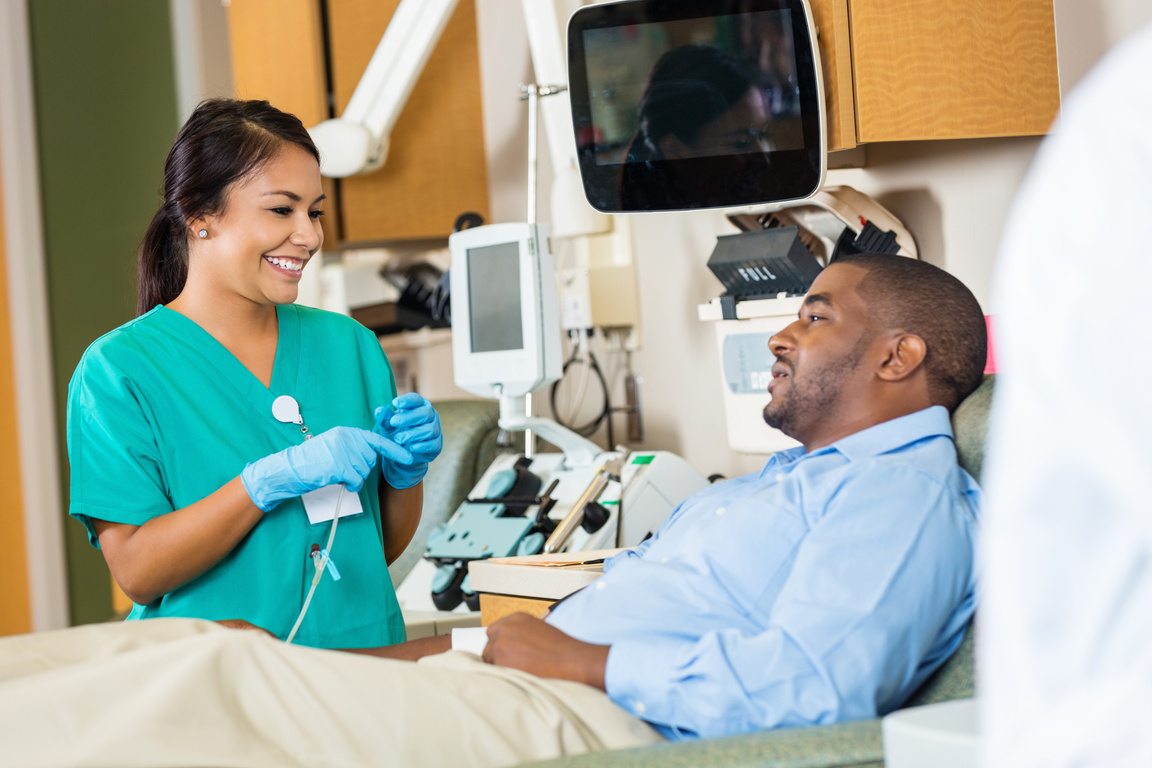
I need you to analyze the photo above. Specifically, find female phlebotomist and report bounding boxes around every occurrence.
[66,99,441,649]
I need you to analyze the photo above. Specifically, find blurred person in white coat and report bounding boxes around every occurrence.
[982,21,1152,768]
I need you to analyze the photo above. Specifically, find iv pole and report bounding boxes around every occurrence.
[519,81,567,458]
[309,0,607,470]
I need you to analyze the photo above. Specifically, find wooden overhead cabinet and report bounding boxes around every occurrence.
[228,0,1059,220]
[228,0,490,243]
[812,0,1060,150]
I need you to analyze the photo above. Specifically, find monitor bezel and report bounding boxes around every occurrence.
[448,223,562,399]
[567,0,826,213]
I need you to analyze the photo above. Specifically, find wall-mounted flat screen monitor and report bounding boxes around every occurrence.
[567,0,825,212]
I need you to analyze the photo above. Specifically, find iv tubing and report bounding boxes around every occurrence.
[285,487,343,645]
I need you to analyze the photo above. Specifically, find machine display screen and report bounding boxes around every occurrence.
[467,242,524,353]
[582,10,802,164]
[568,0,824,212]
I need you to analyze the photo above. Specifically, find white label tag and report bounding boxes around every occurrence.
[301,484,364,526]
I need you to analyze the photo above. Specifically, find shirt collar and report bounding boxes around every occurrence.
[761,406,954,476]
[764,445,807,472]
[826,405,954,462]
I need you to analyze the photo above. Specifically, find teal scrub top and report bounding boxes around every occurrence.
[67,304,406,649]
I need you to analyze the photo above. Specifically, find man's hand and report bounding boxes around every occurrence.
[482,612,609,691]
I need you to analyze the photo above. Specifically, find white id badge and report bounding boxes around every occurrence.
[301,485,365,526]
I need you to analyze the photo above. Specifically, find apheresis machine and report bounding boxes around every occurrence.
[395,221,708,615]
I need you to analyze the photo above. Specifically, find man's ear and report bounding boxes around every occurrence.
[876,333,927,382]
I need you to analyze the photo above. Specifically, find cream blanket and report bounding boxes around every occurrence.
[0,619,663,767]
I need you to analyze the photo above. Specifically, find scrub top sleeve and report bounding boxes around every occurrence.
[67,357,172,548]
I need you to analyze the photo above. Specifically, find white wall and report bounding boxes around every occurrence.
[170,0,234,121]
[473,0,1152,480]
[1052,0,1152,93]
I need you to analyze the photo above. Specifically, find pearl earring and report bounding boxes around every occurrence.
[198,229,208,239]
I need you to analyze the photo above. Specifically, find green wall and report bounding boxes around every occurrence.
[28,0,178,625]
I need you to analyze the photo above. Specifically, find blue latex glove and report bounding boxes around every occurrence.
[374,393,443,489]
[241,426,413,512]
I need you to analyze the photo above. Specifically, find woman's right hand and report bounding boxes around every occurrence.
[240,426,413,512]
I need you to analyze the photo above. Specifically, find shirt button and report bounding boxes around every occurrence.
[776,472,786,482]
[595,581,607,590]
[660,557,670,564]
[715,507,726,516]
[634,701,647,715]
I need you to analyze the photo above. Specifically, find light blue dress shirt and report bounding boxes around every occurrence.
[547,406,980,739]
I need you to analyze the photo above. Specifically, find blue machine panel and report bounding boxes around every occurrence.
[426,502,535,560]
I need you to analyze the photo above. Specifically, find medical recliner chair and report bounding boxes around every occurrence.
[520,375,994,768]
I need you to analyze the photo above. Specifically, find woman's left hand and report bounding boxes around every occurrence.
[373,393,443,489]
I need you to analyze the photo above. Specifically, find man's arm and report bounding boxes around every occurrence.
[343,634,451,660]
[213,619,454,659]
[223,614,602,673]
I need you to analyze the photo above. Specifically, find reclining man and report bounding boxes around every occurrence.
[0,253,987,768]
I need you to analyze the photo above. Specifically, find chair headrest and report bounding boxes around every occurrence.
[951,374,995,481]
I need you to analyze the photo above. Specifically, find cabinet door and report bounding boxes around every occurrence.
[810,0,857,152]
[230,0,491,243]
[847,0,1060,142]
[227,0,341,239]
[328,0,490,242]
[228,0,328,127]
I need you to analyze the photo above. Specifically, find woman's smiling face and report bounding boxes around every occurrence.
[191,143,325,308]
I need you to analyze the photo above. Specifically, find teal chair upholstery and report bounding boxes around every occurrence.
[524,375,994,768]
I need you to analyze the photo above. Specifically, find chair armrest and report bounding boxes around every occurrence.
[521,718,883,768]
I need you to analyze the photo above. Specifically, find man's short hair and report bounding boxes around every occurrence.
[835,253,987,411]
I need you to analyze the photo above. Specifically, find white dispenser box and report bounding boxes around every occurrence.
[698,295,803,455]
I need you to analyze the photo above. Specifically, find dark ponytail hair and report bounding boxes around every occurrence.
[136,99,320,316]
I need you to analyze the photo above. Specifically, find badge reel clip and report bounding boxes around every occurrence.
[272,395,346,645]
[272,395,365,526]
